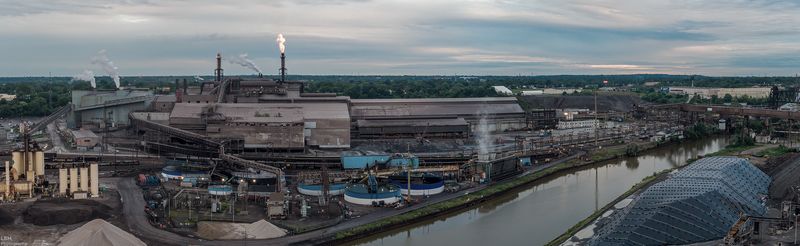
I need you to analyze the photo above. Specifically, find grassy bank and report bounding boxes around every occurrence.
[547,143,762,246]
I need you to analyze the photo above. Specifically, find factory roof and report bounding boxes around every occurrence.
[169,102,350,122]
[357,118,468,127]
[589,157,771,245]
[351,98,524,118]
[154,95,177,103]
[170,103,206,119]
[72,129,98,139]
[351,97,519,104]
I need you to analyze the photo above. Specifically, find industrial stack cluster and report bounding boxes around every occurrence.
[1,150,45,199]
[58,164,100,199]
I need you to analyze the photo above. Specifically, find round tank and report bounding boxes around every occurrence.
[390,174,444,196]
[297,183,346,196]
[35,151,45,176]
[344,183,401,206]
[208,185,233,196]
[11,152,22,179]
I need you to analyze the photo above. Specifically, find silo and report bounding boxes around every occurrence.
[90,163,99,197]
[35,151,45,176]
[26,151,33,172]
[59,168,68,195]
[79,167,89,192]
[11,152,22,180]
[69,168,78,194]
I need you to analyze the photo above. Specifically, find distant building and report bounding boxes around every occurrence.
[543,88,582,95]
[520,90,543,96]
[779,103,800,112]
[68,90,155,129]
[528,109,557,130]
[0,94,16,101]
[667,86,771,99]
[72,129,99,149]
[492,86,513,95]
[557,119,598,129]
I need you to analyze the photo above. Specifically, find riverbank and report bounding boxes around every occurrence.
[548,142,763,246]
[323,139,689,245]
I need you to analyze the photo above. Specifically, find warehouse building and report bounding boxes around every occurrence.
[168,102,350,149]
[350,97,526,133]
[68,90,155,129]
[589,157,770,245]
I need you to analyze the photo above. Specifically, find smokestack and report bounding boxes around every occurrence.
[276,34,286,83]
[175,79,182,103]
[183,79,188,94]
[280,53,286,83]
[215,53,224,82]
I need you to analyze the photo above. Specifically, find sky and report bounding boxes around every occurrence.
[1,0,800,77]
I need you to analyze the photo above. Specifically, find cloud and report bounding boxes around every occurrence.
[1,0,800,76]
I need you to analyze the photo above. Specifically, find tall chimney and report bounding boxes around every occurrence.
[280,52,286,83]
[183,79,188,94]
[175,79,182,102]
[215,53,224,82]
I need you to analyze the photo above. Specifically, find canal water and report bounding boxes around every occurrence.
[349,137,729,246]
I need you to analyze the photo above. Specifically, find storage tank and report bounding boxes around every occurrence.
[344,176,401,206]
[59,169,68,195]
[35,151,45,176]
[90,164,99,197]
[11,151,22,180]
[12,181,33,195]
[208,185,233,196]
[389,173,445,196]
[26,151,33,172]
[79,167,89,192]
[298,183,346,196]
[69,168,78,194]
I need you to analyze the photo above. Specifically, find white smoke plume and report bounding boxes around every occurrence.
[227,53,262,74]
[72,70,96,88]
[276,33,286,54]
[91,49,120,89]
[194,75,205,81]
[476,109,492,161]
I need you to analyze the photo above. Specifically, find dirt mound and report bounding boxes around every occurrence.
[197,220,286,240]
[0,208,13,225]
[519,94,643,112]
[58,219,146,246]
[23,199,112,226]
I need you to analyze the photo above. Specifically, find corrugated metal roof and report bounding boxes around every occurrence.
[357,118,468,127]
[589,156,770,245]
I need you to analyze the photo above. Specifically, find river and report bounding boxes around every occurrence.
[348,137,729,246]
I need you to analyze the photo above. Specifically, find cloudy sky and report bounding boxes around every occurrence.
[1,0,800,76]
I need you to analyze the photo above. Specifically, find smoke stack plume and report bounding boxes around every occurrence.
[277,34,287,83]
[91,49,120,89]
[228,53,262,74]
[72,70,96,89]
[276,33,286,54]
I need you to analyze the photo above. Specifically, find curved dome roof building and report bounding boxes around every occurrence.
[589,156,771,245]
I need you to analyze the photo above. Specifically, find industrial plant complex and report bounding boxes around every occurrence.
[3,35,800,246]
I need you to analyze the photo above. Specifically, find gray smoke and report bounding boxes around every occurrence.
[91,49,120,89]
[476,109,492,161]
[72,70,96,88]
[227,53,262,74]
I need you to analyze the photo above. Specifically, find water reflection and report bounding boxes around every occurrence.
[349,137,728,246]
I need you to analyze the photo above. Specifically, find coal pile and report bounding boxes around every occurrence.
[0,208,13,225]
[23,199,112,226]
[519,94,643,112]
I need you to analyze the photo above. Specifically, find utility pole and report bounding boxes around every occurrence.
[595,89,599,149]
